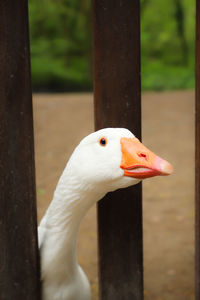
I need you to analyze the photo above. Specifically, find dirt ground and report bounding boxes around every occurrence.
[33,91,195,300]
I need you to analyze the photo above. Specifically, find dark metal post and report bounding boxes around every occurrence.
[196,1,200,299]
[0,1,40,299]
[93,1,143,299]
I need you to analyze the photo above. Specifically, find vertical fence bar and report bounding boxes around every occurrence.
[0,1,40,299]
[93,1,142,299]
[196,1,200,299]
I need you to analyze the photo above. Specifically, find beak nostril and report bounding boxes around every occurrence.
[138,152,147,159]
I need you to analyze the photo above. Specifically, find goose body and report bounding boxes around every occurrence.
[38,128,173,300]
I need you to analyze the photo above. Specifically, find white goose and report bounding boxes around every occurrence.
[38,128,173,300]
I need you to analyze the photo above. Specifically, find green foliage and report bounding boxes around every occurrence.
[141,0,195,90]
[29,0,195,91]
[142,61,194,91]
[29,0,92,91]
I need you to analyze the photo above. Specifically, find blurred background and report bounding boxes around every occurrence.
[29,0,195,92]
[30,1,196,300]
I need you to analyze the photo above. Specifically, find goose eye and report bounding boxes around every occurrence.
[99,137,107,146]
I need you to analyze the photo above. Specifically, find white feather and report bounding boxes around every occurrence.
[38,128,140,300]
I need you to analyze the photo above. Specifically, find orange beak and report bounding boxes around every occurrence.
[120,137,173,179]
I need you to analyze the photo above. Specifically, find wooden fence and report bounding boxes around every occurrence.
[93,1,142,299]
[0,1,40,299]
[196,1,200,299]
[0,0,198,299]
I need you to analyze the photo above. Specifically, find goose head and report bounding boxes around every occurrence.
[39,128,173,300]
[66,128,173,196]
